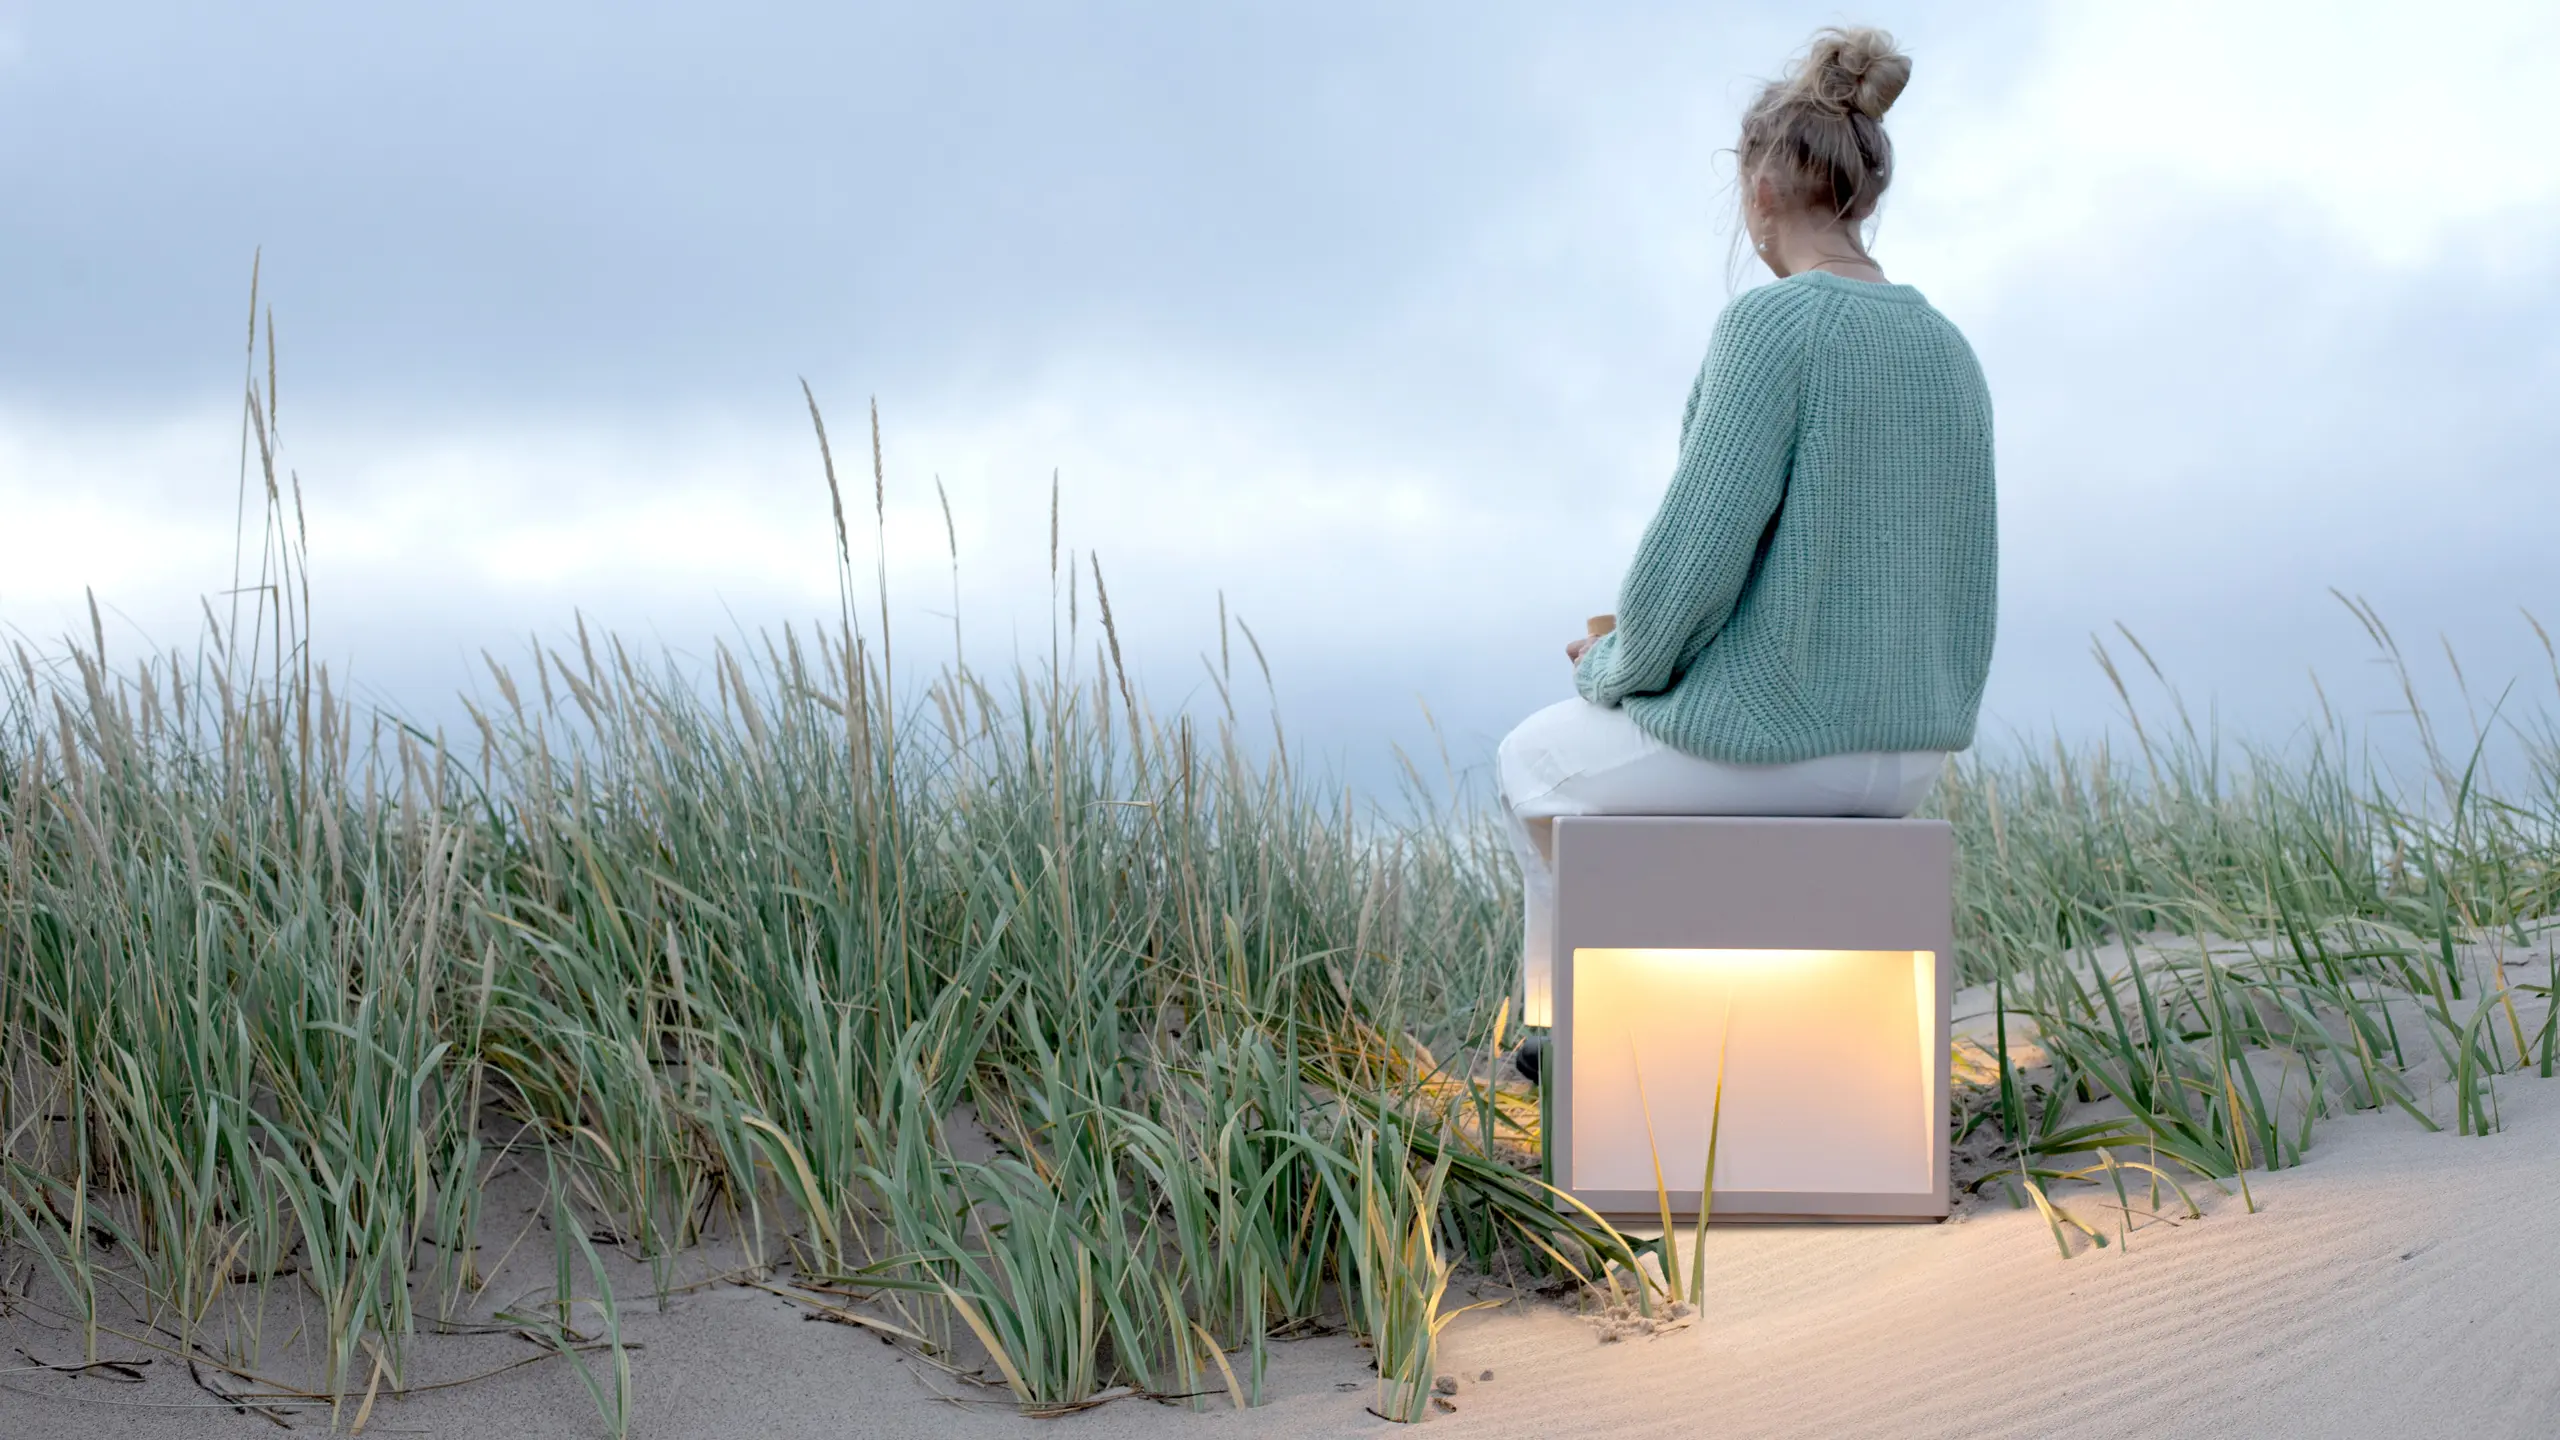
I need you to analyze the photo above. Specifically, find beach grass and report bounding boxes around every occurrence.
[1938,612,2560,1208]
[0,363,1654,1425]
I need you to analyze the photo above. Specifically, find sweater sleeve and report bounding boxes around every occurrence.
[1575,291,1808,709]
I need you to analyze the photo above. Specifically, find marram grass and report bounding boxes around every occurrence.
[1,589,1654,1420]
[0,377,1654,1429]
[1937,615,2560,1216]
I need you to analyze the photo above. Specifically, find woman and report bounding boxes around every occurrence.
[1501,26,1996,1031]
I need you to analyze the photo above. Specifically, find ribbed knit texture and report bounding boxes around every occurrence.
[1573,270,1997,763]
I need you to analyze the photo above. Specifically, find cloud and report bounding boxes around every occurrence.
[6,2,2555,791]
[1898,0,2560,295]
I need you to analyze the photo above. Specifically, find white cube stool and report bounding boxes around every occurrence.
[1549,815,1953,1222]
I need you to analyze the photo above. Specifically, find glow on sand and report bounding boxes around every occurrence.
[1568,947,1937,1201]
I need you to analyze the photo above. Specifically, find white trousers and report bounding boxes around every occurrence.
[1497,697,1947,1028]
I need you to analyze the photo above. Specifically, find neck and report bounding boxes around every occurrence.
[1760,215,1885,283]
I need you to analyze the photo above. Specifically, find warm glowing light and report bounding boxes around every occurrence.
[1541,814,1953,1219]
[1566,947,1937,1209]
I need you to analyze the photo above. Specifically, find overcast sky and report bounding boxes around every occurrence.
[4,0,2555,794]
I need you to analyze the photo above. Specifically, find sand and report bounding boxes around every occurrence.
[7,1067,2560,1439]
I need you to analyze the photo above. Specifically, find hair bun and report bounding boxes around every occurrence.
[1806,26,1910,120]
[1737,24,1909,224]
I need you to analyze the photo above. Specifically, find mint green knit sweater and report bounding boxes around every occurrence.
[1573,270,1997,763]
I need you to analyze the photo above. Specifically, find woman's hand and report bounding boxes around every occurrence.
[1567,614,1616,664]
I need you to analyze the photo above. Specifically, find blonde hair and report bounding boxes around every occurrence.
[1738,26,1911,226]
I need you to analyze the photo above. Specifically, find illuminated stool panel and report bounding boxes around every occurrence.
[1550,816,1952,1222]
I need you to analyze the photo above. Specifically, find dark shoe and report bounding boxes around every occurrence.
[1510,1033,1547,1084]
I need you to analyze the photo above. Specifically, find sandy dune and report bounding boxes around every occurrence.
[7,1064,2560,1439]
